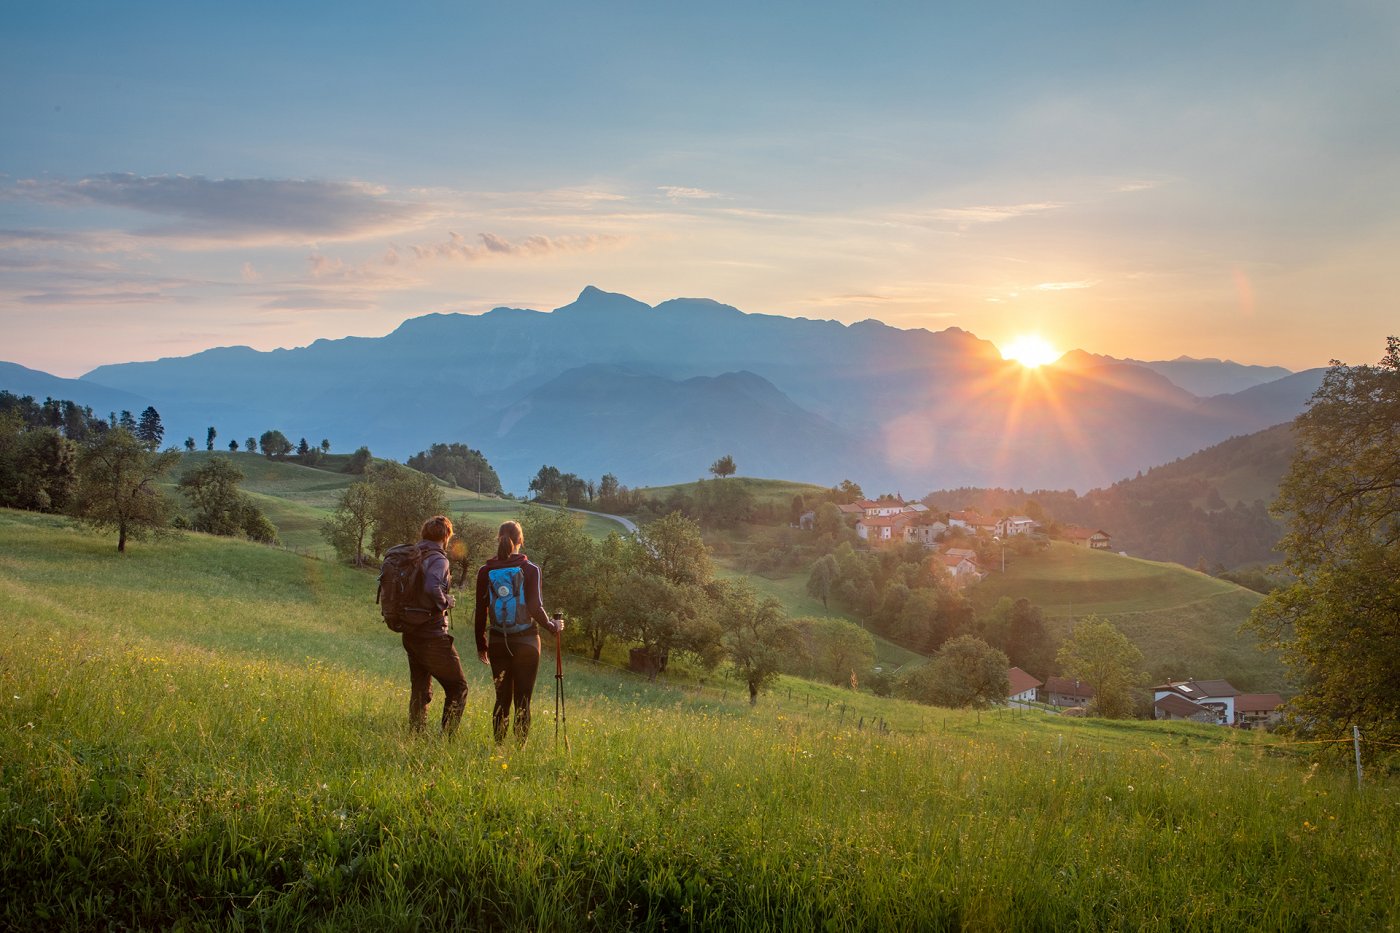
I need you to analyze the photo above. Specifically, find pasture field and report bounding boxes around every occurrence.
[2,509,1397,930]
[971,542,1284,690]
[637,476,831,512]
[167,453,624,556]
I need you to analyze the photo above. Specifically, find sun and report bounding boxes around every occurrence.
[1001,334,1061,368]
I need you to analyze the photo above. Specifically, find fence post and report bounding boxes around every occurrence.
[1353,725,1364,791]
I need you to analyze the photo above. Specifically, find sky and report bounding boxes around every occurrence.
[3,0,1398,378]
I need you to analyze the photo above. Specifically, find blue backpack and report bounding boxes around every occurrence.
[488,565,533,636]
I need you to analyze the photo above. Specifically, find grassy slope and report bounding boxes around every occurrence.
[2,509,1397,930]
[638,476,830,510]
[168,453,624,556]
[971,541,1282,690]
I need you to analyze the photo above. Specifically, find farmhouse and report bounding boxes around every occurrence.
[1006,667,1042,704]
[939,553,980,586]
[1152,692,1217,723]
[1235,693,1285,729]
[996,515,1037,537]
[858,498,906,518]
[1152,680,1240,726]
[1044,676,1095,708]
[948,509,997,534]
[855,513,909,544]
[1063,525,1112,550]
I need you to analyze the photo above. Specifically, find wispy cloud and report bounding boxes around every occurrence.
[10,174,426,243]
[406,231,625,263]
[258,291,378,311]
[1035,279,1099,291]
[920,202,1068,225]
[659,186,720,202]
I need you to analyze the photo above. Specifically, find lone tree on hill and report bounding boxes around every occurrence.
[259,430,292,459]
[1248,336,1400,754]
[206,426,217,451]
[900,635,1010,709]
[73,428,180,552]
[709,454,736,478]
[720,580,794,705]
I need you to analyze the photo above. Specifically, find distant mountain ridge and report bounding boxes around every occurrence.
[4,286,1326,492]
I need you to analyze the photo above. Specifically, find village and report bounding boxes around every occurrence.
[804,496,1283,728]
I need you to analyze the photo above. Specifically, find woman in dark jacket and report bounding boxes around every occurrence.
[474,520,563,744]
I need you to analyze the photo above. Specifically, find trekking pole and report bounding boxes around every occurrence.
[553,612,569,750]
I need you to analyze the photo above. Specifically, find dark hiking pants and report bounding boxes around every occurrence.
[403,628,468,735]
[488,635,541,744]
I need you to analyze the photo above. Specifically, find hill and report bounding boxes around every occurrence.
[165,452,625,556]
[971,542,1282,691]
[60,286,1325,493]
[2,508,1396,929]
[927,421,1296,569]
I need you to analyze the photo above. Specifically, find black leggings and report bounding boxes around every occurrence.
[488,635,540,743]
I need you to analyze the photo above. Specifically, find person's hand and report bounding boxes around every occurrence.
[478,650,490,665]
[445,594,457,609]
[555,619,566,633]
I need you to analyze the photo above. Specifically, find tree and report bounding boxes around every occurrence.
[119,411,138,433]
[184,437,196,451]
[1248,337,1400,752]
[228,438,239,452]
[1002,597,1055,678]
[73,428,179,552]
[296,437,311,459]
[720,580,794,705]
[693,477,754,528]
[177,456,271,539]
[634,511,713,587]
[569,531,634,660]
[1056,616,1145,718]
[367,463,448,558]
[206,426,217,451]
[831,478,864,504]
[320,438,330,453]
[245,437,257,455]
[806,554,839,608]
[407,442,502,495]
[259,430,293,459]
[900,635,1010,709]
[598,473,620,502]
[709,454,736,478]
[346,446,372,474]
[322,481,376,565]
[135,406,165,450]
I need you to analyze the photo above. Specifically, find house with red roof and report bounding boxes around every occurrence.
[1063,525,1112,550]
[1044,676,1095,708]
[1235,693,1285,729]
[938,552,981,586]
[1006,667,1043,704]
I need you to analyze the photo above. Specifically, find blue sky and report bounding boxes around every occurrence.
[4,1,1398,376]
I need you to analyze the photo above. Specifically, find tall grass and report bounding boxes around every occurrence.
[2,510,1397,930]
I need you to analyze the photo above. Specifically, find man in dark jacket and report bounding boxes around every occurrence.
[405,515,468,735]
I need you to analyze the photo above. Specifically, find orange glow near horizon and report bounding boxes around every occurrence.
[1001,335,1061,368]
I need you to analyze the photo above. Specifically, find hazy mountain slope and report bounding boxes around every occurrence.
[72,286,1322,492]
[0,360,153,416]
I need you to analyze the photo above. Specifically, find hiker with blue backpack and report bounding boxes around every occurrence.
[473,520,564,744]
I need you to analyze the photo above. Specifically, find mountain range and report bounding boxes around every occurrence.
[2,287,1325,493]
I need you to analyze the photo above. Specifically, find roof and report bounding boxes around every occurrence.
[858,498,904,509]
[1155,679,1240,700]
[1002,515,1035,524]
[1063,525,1110,540]
[903,502,930,512]
[1236,693,1284,713]
[1006,667,1042,696]
[1155,693,1209,717]
[941,554,974,568]
[944,547,978,560]
[836,503,864,514]
[1044,676,1095,698]
[858,513,912,527]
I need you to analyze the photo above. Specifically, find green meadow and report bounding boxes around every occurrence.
[2,509,1397,930]
[971,542,1284,690]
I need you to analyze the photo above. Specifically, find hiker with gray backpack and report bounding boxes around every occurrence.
[378,515,468,736]
[473,520,564,744]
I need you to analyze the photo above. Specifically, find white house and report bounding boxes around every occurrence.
[1006,667,1042,704]
[996,515,1037,537]
[858,498,906,518]
[1153,680,1240,725]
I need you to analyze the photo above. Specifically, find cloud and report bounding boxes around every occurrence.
[1035,280,1099,291]
[407,231,624,263]
[241,262,260,282]
[920,202,1068,225]
[18,285,179,305]
[659,186,720,202]
[258,291,377,311]
[11,174,425,243]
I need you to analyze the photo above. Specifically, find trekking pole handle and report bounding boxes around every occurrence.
[552,612,564,676]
